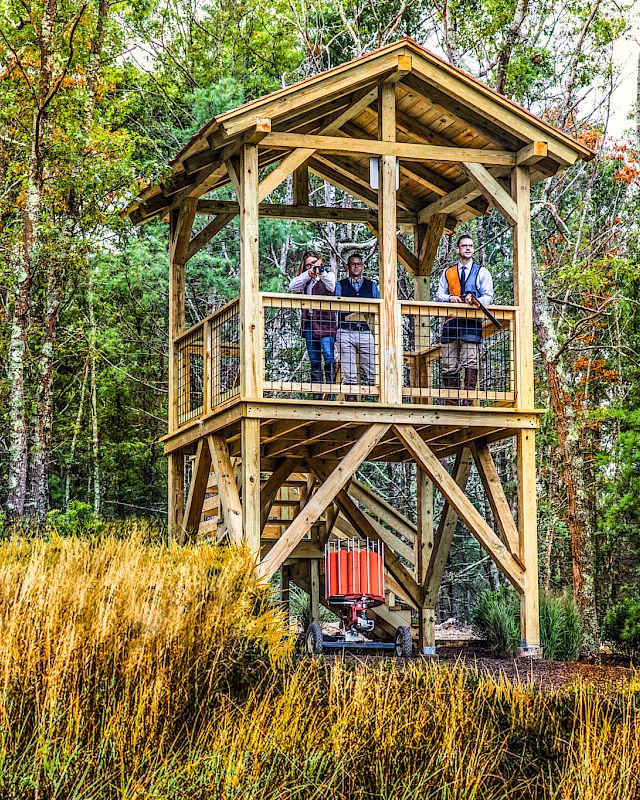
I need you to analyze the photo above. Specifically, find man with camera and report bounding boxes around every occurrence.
[288,251,337,399]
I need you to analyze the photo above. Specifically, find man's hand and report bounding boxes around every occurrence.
[464,293,476,305]
[449,295,463,303]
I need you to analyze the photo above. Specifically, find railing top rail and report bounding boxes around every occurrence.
[400,300,517,313]
[261,291,381,306]
[175,296,240,345]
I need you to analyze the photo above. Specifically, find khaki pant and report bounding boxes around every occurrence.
[336,329,375,384]
[441,340,479,374]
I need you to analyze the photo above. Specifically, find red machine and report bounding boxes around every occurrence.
[305,538,412,657]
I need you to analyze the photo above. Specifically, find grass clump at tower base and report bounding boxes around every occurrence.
[473,586,583,660]
[0,526,637,798]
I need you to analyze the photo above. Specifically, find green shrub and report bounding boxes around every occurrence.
[46,500,103,537]
[473,588,583,660]
[540,593,583,660]
[602,598,640,654]
[472,586,520,657]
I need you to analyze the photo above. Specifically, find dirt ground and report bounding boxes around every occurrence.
[433,646,636,690]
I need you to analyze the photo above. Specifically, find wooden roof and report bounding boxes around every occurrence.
[126,38,593,226]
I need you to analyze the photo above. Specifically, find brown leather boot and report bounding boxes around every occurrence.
[461,368,478,406]
[441,371,460,405]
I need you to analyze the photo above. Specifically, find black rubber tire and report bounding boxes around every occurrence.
[394,625,412,658]
[305,622,324,655]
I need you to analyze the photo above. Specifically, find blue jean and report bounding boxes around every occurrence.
[304,329,336,386]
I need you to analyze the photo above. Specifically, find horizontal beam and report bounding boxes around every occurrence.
[262,132,518,165]
[196,200,417,225]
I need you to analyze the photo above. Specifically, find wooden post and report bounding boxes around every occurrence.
[512,165,540,655]
[310,558,321,624]
[378,80,402,404]
[241,417,261,561]
[239,143,263,401]
[167,199,196,539]
[281,564,291,623]
[416,468,435,655]
[293,165,309,206]
[168,452,185,543]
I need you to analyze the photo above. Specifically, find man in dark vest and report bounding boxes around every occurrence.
[435,234,493,405]
[336,252,380,402]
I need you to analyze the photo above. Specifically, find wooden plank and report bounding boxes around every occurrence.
[168,452,185,543]
[292,165,309,205]
[260,458,297,531]
[418,214,446,276]
[239,143,263,400]
[518,429,540,650]
[378,80,402,405]
[257,424,390,581]
[309,156,378,208]
[334,506,415,565]
[263,132,517,165]
[393,425,524,590]
[471,441,520,555]
[511,165,534,408]
[208,433,244,546]
[196,200,417,225]
[224,156,241,196]
[517,141,547,166]
[310,559,321,623]
[241,418,261,558]
[416,469,433,586]
[462,162,517,224]
[423,448,472,605]
[183,438,213,540]
[418,182,482,224]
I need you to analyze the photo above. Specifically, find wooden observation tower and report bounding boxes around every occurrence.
[125,39,592,655]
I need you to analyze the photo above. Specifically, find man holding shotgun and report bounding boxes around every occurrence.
[435,234,494,405]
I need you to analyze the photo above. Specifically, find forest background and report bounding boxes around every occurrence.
[0,0,638,652]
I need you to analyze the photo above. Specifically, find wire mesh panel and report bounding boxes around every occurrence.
[210,299,240,409]
[175,325,204,425]
[401,302,515,406]
[261,292,381,401]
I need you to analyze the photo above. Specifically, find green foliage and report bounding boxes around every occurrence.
[288,583,337,631]
[602,599,640,654]
[473,588,583,660]
[472,586,520,658]
[46,501,103,538]
[540,593,583,661]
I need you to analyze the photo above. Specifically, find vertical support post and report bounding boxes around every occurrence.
[310,558,320,624]
[167,199,196,539]
[239,142,263,401]
[281,564,291,623]
[512,165,540,654]
[168,452,185,543]
[293,165,309,206]
[378,80,402,404]
[241,416,261,561]
[416,468,435,654]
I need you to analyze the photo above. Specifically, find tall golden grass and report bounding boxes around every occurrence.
[0,526,637,799]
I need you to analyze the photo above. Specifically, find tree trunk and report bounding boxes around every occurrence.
[532,260,599,653]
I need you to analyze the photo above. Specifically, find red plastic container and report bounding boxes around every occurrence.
[325,540,384,605]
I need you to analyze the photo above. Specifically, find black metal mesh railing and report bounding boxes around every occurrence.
[210,299,240,409]
[401,302,515,406]
[261,293,381,401]
[176,326,204,426]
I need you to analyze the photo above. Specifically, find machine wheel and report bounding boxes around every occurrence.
[394,626,412,658]
[305,622,324,655]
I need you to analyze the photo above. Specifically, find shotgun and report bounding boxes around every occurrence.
[466,295,502,330]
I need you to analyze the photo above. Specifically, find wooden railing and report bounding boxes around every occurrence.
[171,295,517,429]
